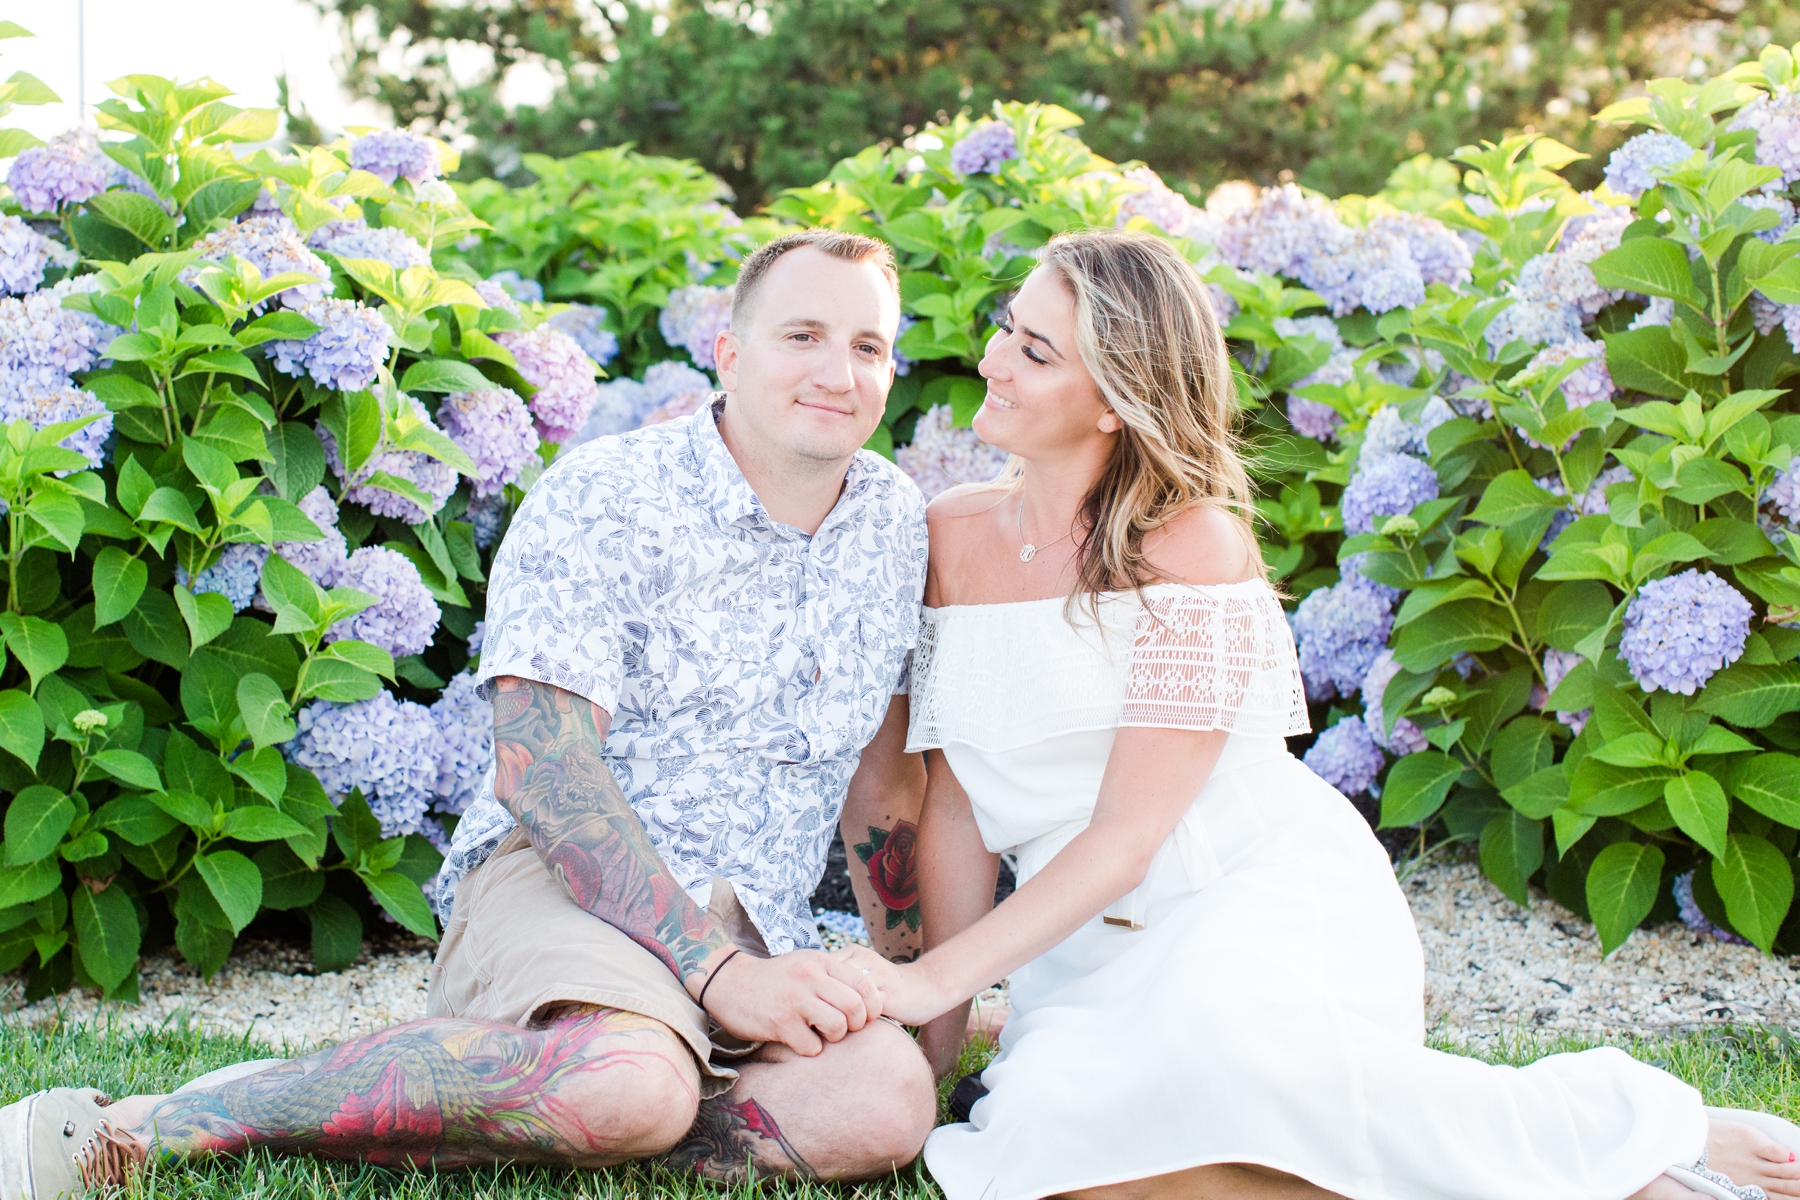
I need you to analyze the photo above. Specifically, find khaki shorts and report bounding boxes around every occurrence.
[426,827,765,1097]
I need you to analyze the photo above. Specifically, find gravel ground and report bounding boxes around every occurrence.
[4,857,1795,1052]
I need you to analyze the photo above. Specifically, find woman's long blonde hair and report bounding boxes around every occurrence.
[996,228,1261,603]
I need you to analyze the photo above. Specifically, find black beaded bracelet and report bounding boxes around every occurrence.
[696,948,742,1012]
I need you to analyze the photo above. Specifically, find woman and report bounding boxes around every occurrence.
[838,229,1800,1200]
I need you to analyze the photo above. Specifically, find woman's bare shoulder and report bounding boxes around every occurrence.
[1143,505,1261,587]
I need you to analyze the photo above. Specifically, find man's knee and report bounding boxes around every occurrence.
[837,1021,937,1175]
[539,1018,703,1159]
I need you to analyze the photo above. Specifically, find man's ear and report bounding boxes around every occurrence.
[716,330,742,392]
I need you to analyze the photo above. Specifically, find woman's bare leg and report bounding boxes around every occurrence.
[1061,1163,1345,1200]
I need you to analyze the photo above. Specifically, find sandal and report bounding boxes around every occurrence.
[1666,1151,1769,1200]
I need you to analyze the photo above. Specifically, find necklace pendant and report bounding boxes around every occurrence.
[1019,544,1037,563]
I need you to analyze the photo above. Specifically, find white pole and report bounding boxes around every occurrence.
[76,0,85,124]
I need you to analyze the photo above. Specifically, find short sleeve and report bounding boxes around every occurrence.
[1121,584,1310,737]
[473,446,627,713]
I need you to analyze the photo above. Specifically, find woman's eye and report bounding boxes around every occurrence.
[1023,346,1047,365]
[994,317,1014,334]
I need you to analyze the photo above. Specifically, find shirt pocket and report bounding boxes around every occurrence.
[647,609,776,697]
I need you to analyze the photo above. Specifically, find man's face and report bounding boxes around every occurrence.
[715,247,899,464]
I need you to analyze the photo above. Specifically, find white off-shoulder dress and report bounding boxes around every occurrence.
[908,581,1705,1200]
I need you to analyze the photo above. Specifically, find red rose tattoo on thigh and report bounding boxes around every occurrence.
[853,821,920,933]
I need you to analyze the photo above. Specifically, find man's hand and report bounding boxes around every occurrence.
[702,950,886,1055]
[830,944,953,1027]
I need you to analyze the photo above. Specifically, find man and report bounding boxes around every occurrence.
[0,230,936,1198]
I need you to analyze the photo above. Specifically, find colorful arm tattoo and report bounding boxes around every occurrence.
[490,676,731,992]
[665,1095,815,1182]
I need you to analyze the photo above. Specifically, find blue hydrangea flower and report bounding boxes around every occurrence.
[1292,576,1394,700]
[0,381,112,470]
[1287,396,1343,441]
[326,545,442,658]
[286,690,439,837]
[1672,871,1750,945]
[659,285,733,372]
[560,377,648,453]
[893,313,917,376]
[0,216,50,296]
[1340,453,1439,535]
[308,219,430,271]
[349,130,441,186]
[1360,649,1428,755]
[177,543,270,613]
[1338,551,1402,605]
[895,404,1009,500]
[485,269,543,304]
[467,620,486,656]
[438,387,539,498]
[1741,194,1797,243]
[639,360,715,427]
[1537,647,1592,734]
[268,297,390,392]
[1603,131,1696,199]
[950,122,1019,176]
[467,492,506,550]
[1217,184,1339,278]
[1298,222,1425,316]
[1541,463,1633,547]
[1303,715,1385,796]
[493,327,599,444]
[544,304,619,367]
[185,215,330,310]
[430,671,492,815]
[475,278,523,317]
[1372,212,1472,288]
[1764,455,1800,529]
[273,485,349,588]
[1360,399,1454,468]
[1619,569,1752,695]
[1730,93,1800,187]
[0,276,118,392]
[7,130,110,214]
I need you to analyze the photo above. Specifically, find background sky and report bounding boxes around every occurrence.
[6,0,382,141]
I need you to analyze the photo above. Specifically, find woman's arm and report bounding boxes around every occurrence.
[915,748,1000,1077]
[843,724,1229,1025]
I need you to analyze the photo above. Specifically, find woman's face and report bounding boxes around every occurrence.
[972,266,1120,458]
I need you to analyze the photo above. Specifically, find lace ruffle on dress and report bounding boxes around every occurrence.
[910,581,1705,1200]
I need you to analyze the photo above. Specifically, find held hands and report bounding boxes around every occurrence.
[698,949,885,1055]
[830,944,953,1026]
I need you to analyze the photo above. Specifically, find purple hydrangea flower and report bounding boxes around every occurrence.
[544,304,619,368]
[1217,184,1340,277]
[1298,221,1426,316]
[286,690,439,837]
[430,671,492,815]
[1538,647,1592,735]
[1672,871,1750,945]
[1287,397,1342,441]
[1360,399,1455,468]
[1338,551,1402,605]
[349,130,441,186]
[1765,455,1800,530]
[0,216,50,295]
[1729,92,1800,187]
[1602,131,1696,199]
[268,297,390,392]
[0,276,118,393]
[7,130,111,214]
[438,387,539,498]
[950,123,1019,176]
[177,543,271,613]
[1522,335,1615,409]
[327,545,442,658]
[1292,576,1395,700]
[658,285,733,372]
[307,220,430,271]
[493,327,599,444]
[186,215,330,310]
[1114,167,1198,237]
[1340,453,1439,535]
[560,377,648,452]
[1484,292,1587,350]
[1372,212,1472,288]
[466,492,506,550]
[475,278,522,318]
[1303,715,1385,796]
[318,396,458,524]
[274,485,350,588]
[1742,194,1797,243]
[638,360,714,427]
[1361,649,1428,755]
[467,620,486,656]
[1619,569,1752,695]
[895,404,1009,500]
[485,269,543,304]
[0,381,111,470]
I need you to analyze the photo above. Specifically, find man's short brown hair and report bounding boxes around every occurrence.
[730,230,900,334]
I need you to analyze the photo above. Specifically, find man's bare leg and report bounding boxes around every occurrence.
[666,1018,935,1182]
[99,1008,700,1171]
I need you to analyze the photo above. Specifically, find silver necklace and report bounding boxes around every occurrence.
[1017,500,1076,563]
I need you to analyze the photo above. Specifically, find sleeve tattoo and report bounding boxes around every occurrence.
[490,677,730,992]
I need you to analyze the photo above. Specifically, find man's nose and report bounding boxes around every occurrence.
[813,339,857,393]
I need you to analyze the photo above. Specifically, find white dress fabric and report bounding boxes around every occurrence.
[908,581,1705,1200]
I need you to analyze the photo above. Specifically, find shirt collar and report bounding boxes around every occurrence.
[689,394,882,535]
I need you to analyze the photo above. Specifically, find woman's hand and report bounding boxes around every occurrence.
[831,944,957,1025]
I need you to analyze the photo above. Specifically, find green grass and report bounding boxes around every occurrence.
[3,1016,1798,1198]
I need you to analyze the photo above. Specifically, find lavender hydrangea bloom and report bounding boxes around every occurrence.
[1603,131,1696,198]
[658,285,733,371]
[0,382,111,470]
[1303,716,1385,796]
[1115,167,1197,236]
[639,360,715,427]
[893,314,916,376]
[950,123,1019,176]
[439,387,539,497]
[1765,456,1800,530]
[1338,551,1402,604]
[1742,194,1797,243]
[485,269,543,304]
[1287,397,1344,441]
[1729,92,1800,186]
[467,492,506,550]
[1619,569,1751,695]
[1292,577,1395,700]
[895,404,1009,500]
[0,276,118,391]
[286,691,439,837]
[318,397,458,524]
[1217,184,1339,277]
[1341,453,1439,535]
[1298,222,1425,316]
[467,620,486,656]
[1541,463,1633,547]
[1672,871,1750,945]
[1538,648,1592,734]
[493,327,599,443]
[267,297,389,392]
[1785,305,1800,356]
[186,215,330,310]
[274,485,349,587]
[1523,336,1615,408]
[0,216,50,296]
[1484,291,1586,350]
[326,545,441,658]
[1361,649,1428,755]
[350,129,441,186]
[430,671,492,815]
[7,130,111,214]
[1631,296,1675,330]
[1372,212,1472,288]
[475,279,522,317]
[544,304,619,368]
[177,543,270,613]
[1361,399,1455,467]
[308,220,430,271]
[560,377,649,451]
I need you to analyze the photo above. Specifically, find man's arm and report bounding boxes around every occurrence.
[490,676,880,1052]
[839,696,927,963]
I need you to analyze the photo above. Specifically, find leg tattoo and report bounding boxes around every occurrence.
[666,1096,815,1182]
